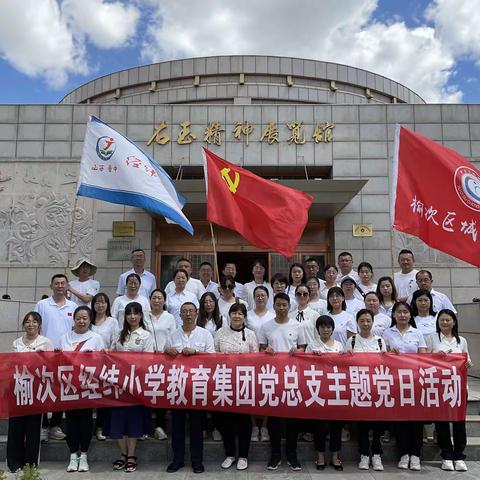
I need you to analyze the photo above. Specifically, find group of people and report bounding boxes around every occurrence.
[6,248,471,474]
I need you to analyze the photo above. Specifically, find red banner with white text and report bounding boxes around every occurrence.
[0,352,467,421]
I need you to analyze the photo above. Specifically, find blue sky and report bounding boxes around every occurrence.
[0,0,479,104]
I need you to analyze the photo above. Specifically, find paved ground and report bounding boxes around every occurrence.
[2,461,480,479]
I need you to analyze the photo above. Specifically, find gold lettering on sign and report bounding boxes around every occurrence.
[286,122,306,145]
[312,122,335,143]
[147,121,170,146]
[260,122,279,144]
[233,121,254,146]
[177,121,197,145]
[204,122,224,146]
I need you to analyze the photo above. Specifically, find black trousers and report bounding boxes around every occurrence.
[42,411,63,428]
[267,417,298,459]
[395,421,423,457]
[171,409,203,465]
[313,420,342,453]
[435,421,467,460]
[154,408,167,429]
[66,409,92,454]
[7,414,42,472]
[217,412,252,458]
[357,421,384,456]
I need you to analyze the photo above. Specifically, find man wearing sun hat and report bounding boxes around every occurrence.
[68,258,100,306]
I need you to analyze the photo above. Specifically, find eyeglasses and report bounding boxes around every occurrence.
[296,292,309,297]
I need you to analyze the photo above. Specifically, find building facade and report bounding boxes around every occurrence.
[0,55,478,308]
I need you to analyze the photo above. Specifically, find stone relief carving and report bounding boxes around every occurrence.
[0,192,93,265]
[0,171,13,191]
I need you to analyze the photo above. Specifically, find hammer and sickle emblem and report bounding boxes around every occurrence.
[220,167,240,193]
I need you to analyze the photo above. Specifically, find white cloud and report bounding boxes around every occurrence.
[0,0,139,89]
[140,0,462,102]
[0,0,87,88]
[62,0,140,49]
[426,0,480,59]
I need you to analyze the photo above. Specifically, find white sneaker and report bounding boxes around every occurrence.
[154,426,167,440]
[441,460,454,471]
[237,458,248,470]
[95,428,106,441]
[260,427,270,442]
[341,427,350,442]
[372,454,384,471]
[250,426,259,442]
[221,456,235,469]
[212,429,222,441]
[40,427,48,442]
[67,453,79,472]
[398,454,410,469]
[49,426,66,440]
[410,455,421,471]
[78,453,89,472]
[454,460,468,471]
[358,455,370,470]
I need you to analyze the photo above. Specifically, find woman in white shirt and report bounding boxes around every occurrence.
[215,303,258,471]
[109,302,154,473]
[306,276,328,314]
[411,289,437,340]
[427,309,471,472]
[197,292,223,337]
[326,287,356,348]
[286,263,306,304]
[363,291,391,337]
[244,259,272,310]
[144,289,176,441]
[111,273,151,328]
[218,275,248,323]
[383,302,427,472]
[166,269,199,327]
[61,306,104,473]
[247,286,275,338]
[319,264,339,300]
[7,312,53,473]
[91,292,119,441]
[355,262,377,300]
[306,315,343,471]
[345,309,386,472]
[376,276,398,317]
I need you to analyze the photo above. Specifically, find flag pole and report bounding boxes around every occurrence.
[209,222,220,283]
[65,195,79,275]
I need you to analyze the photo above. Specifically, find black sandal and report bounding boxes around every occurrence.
[124,456,137,473]
[113,453,127,470]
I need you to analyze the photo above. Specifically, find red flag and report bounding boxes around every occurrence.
[392,125,480,266]
[202,148,313,258]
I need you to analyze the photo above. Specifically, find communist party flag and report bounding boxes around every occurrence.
[202,148,313,258]
[392,125,480,267]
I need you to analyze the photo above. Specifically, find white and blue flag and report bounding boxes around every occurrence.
[77,116,193,235]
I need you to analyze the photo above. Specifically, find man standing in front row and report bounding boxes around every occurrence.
[258,293,306,472]
[164,302,215,474]
[117,249,157,298]
[35,274,77,441]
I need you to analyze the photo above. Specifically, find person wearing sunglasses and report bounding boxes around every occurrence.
[217,275,248,324]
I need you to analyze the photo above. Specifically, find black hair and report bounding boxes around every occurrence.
[229,302,248,317]
[357,261,373,274]
[411,289,436,317]
[119,302,146,344]
[73,305,93,329]
[398,249,414,259]
[251,259,268,282]
[270,273,288,289]
[338,251,353,260]
[288,263,306,285]
[126,273,141,286]
[436,309,460,344]
[391,301,417,328]
[356,308,374,322]
[149,289,167,310]
[253,285,269,298]
[316,315,335,332]
[173,268,189,280]
[22,311,42,333]
[51,273,68,283]
[91,292,112,323]
[273,292,290,304]
[197,292,222,330]
[376,276,398,303]
[327,286,346,312]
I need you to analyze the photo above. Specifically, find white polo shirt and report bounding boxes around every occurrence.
[246,309,275,336]
[257,318,306,352]
[165,326,215,353]
[306,338,343,353]
[144,311,177,352]
[394,269,418,299]
[414,315,437,340]
[111,294,151,328]
[372,313,392,337]
[12,335,53,353]
[165,277,206,301]
[203,280,220,298]
[117,269,157,298]
[426,332,470,358]
[329,311,357,347]
[383,325,427,353]
[34,296,77,348]
[113,327,154,352]
[166,290,199,327]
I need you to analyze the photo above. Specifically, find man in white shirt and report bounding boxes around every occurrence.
[221,262,245,300]
[165,258,206,300]
[258,293,306,472]
[336,252,359,284]
[165,302,214,474]
[117,249,157,298]
[412,270,456,313]
[304,257,321,280]
[394,249,418,301]
[198,261,219,298]
[35,273,77,441]
[68,258,100,306]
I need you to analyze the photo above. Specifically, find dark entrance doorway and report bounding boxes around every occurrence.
[217,252,269,285]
